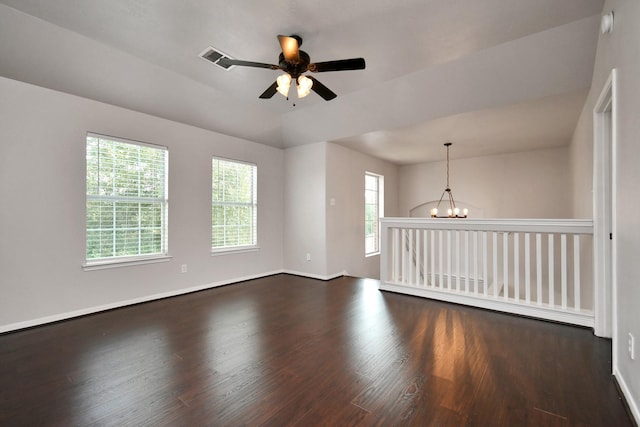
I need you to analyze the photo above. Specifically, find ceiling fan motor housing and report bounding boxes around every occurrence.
[278,50,310,78]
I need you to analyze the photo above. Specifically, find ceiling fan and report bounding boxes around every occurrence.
[217,35,366,101]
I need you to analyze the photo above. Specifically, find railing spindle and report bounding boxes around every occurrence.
[455,230,461,291]
[514,232,520,302]
[431,230,436,288]
[503,232,509,300]
[409,229,414,286]
[525,233,530,303]
[447,230,452,290]
[423,230,428,286]
[439,230,444,289]
[473,231,479,294]
[574,235,581,311]
[483,231,488,296]
[493,232,498,298]
[393,228,399,282]
[548,234,555,307]
[465,230,470,293]
[415,229,421,286]
[561,234,567,309]
[536,233,542,305]
[401,229,407,284]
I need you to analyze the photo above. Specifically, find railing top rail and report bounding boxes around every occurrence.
[381,218,593,234]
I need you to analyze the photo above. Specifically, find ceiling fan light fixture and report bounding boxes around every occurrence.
[297,75,313,98]
[276,73,292,97]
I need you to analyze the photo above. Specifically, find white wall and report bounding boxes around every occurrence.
[326,143,399,279]
[570,110,595,218]
[283,142,398,280]
[0,76,399,332]
[0,76,284,331]
[399,147,573,218]
[283,143,328,278]
[569,0,640,421]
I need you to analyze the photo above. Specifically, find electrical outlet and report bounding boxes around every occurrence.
[629,333,635,360]
[306,253,311,262]
[181,264,187,273]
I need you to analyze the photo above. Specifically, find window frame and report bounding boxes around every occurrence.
[83,133,170,270]
[365,171,384,256]
[211,156,258,254]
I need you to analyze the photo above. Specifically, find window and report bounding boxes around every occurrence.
[212,157,257,251]
[85,133,168,264]
[365,172,384,255]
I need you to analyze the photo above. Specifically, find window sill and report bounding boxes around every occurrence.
[365,251,380,258]
[83,255,172,271]
[210,246,260,256]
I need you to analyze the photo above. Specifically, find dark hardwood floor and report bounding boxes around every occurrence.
[0,274,633,426]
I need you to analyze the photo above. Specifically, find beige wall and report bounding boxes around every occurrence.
[398,147,573,219]
[570,0,640,420]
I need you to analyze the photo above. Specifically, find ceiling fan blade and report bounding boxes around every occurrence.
[278,35,300,62]
[259,81,279,99]
[308,76,337,101]
[217,57,279,69]
[309,58,366,73]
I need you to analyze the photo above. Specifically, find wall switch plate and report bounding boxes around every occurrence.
[629,333,635,360]
[181,264,187,273]
[306,253,311,261]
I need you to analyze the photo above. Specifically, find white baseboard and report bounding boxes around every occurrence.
[0,270,283,334]
[282,270,346,281]
[380,282,594,328]
[614,366,640,424]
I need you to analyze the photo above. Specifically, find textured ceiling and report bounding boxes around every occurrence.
[0,0,604,164]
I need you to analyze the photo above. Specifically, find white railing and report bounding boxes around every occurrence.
[380,218,594,327]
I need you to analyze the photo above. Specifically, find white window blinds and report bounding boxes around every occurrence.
[86,133,168,261]
[212,157,257,250]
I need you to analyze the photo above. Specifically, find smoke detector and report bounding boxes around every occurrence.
[601,11,614,34]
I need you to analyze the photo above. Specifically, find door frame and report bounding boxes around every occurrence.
[592,69,617,347]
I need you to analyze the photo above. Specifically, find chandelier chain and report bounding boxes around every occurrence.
[446,143,450,189]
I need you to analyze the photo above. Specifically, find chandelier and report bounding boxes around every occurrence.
[430,142,468,218]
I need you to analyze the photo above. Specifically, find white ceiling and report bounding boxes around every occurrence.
[0,0,604,164]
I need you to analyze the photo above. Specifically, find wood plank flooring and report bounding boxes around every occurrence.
[0,274,633,426]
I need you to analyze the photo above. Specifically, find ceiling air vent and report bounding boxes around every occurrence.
[198,46,235,70]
